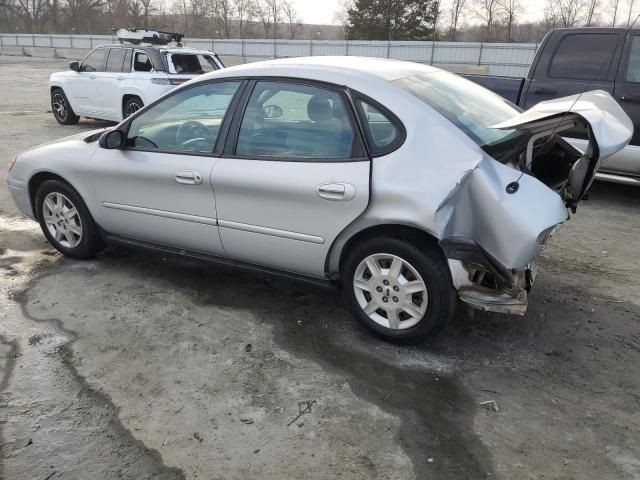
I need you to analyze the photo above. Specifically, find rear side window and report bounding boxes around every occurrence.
[81,49,105,72]
[169,54,218,74]
[548,33,618,80]
[134,51,153,72]
[122,49,132,72]
[235,81,355,160]
[626,36,640,82]
[106,48,127,72]
[356,100,400,154]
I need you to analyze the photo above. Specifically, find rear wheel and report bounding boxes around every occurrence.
[51,88,79,125]
[341,237,456,343]
[123,97,143,118]
[35,180,103,259]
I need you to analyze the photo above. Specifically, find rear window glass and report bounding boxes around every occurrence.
[168,54,218,74]
[106,48,127,72]
[548,33,618,80]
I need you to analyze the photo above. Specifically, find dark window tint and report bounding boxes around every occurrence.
[81,49,105,72]
[106,48,127,72]
[134,51,153,72]
[357,100,399,152]
[549,33,618,80]
[236,81,355,160]
[169,53,218,74]
[127,81,240,153]
[626,36,640,82]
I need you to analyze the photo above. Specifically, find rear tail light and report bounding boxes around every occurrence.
[151,78,188,85]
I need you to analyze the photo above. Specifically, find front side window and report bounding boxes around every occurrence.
[394,71,521,149]
[81,49,105,72]
[548,33,618,80]
[168,53,218,74]
[357,100,399,152]
[626,36,640,82]
[106,48,127,73]
[127,81,241,153]
[134,51,153,72]
[235,81,355,159]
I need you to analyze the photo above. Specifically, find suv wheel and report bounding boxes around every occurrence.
[35,180,103,259]
[51,89,79,125]
[341,237,457,343]
[124,97,143,117]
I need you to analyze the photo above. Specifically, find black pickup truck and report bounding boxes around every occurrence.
[463,28,640,186]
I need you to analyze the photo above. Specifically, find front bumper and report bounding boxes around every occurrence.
[7,176,35,219]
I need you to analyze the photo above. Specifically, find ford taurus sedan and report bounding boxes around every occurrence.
[6,57,632,342]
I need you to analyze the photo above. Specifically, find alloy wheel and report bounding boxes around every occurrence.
[42,192,83,248]
[52,93,68,122]
[125,101,141,117]
[353,253,428,330]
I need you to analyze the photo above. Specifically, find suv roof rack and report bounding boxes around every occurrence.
[113,28,184,46]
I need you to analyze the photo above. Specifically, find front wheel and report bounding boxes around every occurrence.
[341,237,457,343]
[35,180,104,259]
[51,89,79,125]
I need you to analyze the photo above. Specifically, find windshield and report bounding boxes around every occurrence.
[393,72,522,148]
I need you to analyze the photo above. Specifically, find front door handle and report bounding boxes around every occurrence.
[174,170,203,185]
[89,74,97,80]
[117,76,125,81]
[619,95,638,103]
[316,183,356,201]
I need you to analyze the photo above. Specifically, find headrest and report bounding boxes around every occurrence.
[307,95,334,122]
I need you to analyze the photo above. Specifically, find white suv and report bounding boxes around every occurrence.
[49,44,224,124]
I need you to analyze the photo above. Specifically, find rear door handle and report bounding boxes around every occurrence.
[174,170,203,185]
[619,95,637,103]
[533,87,557,95]
[117,76,125,81]
[89,74,97,80]
[316,183,356,201]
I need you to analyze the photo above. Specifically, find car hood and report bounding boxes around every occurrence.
[491,90,632,159]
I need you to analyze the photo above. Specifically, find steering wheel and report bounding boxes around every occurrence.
[176,120,210,147]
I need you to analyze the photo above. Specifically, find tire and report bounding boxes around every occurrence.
[123,97,143,118]
[51,88,80,125]
[35,180,104,259]
[341,236,457,343]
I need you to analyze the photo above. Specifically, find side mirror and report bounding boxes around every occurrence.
[69,61,80,72]
[99,129,126,149]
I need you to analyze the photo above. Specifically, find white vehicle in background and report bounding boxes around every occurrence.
[49,29,224,124]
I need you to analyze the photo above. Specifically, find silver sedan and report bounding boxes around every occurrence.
[6,57,632,342]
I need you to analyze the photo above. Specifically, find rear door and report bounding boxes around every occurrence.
[211,79,371,278]
[96,47,131,120]
[611,33,640,176]
[523,31,622,109]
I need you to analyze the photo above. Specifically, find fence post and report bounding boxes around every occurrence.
[386,39,391,58]
[478,42,484,65]
[310,38,313,56]
[430,41,436,65]
[32,34,36,47]
[69,34,73,49]
[241,38,245,60]
[345,38,349,56]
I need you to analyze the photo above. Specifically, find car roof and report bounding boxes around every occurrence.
[202,56,440,83]
[95,44,213,54]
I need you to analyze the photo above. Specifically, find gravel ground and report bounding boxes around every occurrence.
[1,55,639,480]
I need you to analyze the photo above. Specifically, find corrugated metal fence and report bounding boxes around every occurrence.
[0,33,538,77]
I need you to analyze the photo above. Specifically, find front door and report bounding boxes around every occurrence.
[66,48,106,116]
[212,80,371,278]
[89,80,243,255]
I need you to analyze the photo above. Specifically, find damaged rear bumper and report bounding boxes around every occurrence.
[443,238,539,316]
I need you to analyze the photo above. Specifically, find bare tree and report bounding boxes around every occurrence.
[66,0,106,32]
[11,0,52,33]
[254,0,280,39]
[499,0,521,41]
[208,0,233,37]
[448,0,467,40]
[544,0,587,27]
[474,0,501,41]
[232,0,252,38]
[627,0,635,25]
[281,0,299,39]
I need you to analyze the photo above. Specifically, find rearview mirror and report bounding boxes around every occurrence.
[99,129,125,149]
[69,61,80,72]
[263,104,283,119]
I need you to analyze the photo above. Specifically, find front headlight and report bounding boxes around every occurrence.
[7,156,16,172]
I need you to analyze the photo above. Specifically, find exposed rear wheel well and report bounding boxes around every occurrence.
[50,86,63,94]
[28,172,70,220]
[337,224,444,276]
